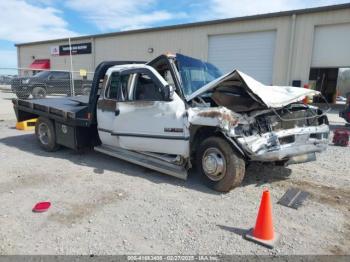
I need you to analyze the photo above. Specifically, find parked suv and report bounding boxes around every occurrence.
[11,71,92,99]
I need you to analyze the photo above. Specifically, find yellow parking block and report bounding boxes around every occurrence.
[16,118,37,131]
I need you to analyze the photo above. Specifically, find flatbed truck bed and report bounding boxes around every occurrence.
[13,96,90,126]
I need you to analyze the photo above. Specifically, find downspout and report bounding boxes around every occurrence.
[286,14,296,85]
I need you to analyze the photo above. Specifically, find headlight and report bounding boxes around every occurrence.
[22,79,30,84]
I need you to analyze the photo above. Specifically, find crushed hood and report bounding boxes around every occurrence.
[186,70,320,109]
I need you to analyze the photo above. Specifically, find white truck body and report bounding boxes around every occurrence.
[21,54,329,192]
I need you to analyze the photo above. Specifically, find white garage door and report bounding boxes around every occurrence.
[208,31,276,85]
[312,23,350,67]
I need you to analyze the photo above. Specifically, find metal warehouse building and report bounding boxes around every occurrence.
[15,3,350,102]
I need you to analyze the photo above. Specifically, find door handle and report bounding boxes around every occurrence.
[115,109,120,116]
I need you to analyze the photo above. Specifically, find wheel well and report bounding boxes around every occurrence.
[190,125,246,160]
[190,126,224,157]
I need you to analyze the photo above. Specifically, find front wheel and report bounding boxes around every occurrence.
[32,86,47,99]
[35,117,60,151]
[196,137,245,192]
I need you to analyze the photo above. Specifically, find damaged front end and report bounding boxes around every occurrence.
[187,69,330,165]
[230,104,329,164]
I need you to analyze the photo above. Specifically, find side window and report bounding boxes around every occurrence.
[100,75,108,94]
[163,70,175,88]
[62,72,70,79]
[105,72,132,101]
[133,73,163,101]
[51,72,70,80]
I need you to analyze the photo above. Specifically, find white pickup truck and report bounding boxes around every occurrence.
[13,53,329,192]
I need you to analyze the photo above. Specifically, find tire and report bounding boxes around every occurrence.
[15,92,30,99]
[196,136,245,192]
[32,86,47,99]
[35,117,60,152]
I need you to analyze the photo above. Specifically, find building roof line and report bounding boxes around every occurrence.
[15,2,350,47]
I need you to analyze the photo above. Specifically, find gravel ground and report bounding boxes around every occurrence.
[0,92,349,255]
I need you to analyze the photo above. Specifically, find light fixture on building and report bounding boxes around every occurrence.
[147,48,154,53]
[32,56,35,59]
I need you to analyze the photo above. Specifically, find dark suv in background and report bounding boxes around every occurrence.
[11,71,92,99]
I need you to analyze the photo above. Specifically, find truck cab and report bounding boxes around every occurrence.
[97,63,189,157]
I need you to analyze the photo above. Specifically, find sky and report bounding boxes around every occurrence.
[0,0,349,69]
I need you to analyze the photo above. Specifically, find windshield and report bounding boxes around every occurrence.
[176,53,222,97]
[33,71,51,78]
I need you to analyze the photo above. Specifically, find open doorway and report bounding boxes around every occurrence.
[309,68,338,103]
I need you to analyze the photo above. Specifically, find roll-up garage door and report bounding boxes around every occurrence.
[208,31,276,85]
[312,23,350,67]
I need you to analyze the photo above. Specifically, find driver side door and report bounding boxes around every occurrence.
[113,68,189,157]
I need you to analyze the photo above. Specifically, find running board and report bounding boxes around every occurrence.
[94,145,188,180]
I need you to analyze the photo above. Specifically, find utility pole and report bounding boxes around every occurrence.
[68,37,75,96]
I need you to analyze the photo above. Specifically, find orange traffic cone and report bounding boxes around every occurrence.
[245,190,279,249]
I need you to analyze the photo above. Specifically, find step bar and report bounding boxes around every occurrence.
[94,145,188,180]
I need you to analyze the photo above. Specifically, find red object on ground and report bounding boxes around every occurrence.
[32,202,51,213]
[333,129,350,147]
[245,190,279,248]
[252,190,275,240]
[29,59,50,70]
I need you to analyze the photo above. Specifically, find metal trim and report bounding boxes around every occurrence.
[94,145,188,180]
[112,132,189,141]
[97,128,189,140]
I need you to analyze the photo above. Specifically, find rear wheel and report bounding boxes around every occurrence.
[35,117,60,151]
[196,136,245,192]
[32,86,46,99]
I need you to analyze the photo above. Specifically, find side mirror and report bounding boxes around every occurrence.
[48,75,54,80]
[163,84,175,101]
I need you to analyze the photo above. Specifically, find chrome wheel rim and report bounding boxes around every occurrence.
[38,122,49,145]
[202,147,226,181]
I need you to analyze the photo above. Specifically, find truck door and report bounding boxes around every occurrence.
[97,67,189,157]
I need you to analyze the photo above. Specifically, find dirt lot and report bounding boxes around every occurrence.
[0,91,349,255]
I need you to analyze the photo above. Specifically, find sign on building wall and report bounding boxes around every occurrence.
[50,43,92,56]
[59,43,92,56]
[50,46,59,56]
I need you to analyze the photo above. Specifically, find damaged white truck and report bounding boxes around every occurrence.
[13,53,329,192]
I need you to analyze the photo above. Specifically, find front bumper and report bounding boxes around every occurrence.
[236,124,329,162]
